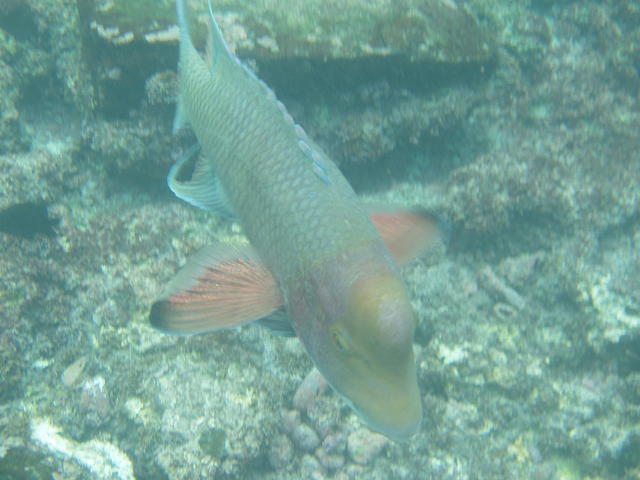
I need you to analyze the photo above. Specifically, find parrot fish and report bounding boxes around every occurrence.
[150,0,441,441]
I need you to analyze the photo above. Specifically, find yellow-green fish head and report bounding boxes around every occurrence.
[312,269,422,441]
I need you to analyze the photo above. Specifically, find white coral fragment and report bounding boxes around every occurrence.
[31,419,135,480]
[585,274,640,344]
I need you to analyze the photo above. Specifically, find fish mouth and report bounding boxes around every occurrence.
[362,410,422,442]
[346,396,422,442]
[378,421,421,442]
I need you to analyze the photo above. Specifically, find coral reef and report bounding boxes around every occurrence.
[80,0,496,172]
[0,22,51,152]
[0,0,639,479]
[298,83,483,168]
[87,0,494,63]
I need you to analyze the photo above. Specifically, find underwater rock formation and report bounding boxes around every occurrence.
[86,0,494,63]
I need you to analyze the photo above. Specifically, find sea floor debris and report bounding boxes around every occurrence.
[31,419,134,480]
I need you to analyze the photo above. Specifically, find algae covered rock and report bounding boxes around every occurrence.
[87,0,494,63]
[0,0,93,153]
[0,26,51,153]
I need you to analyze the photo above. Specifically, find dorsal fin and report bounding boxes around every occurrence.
[369,208,446,266]
[205,0,235,71]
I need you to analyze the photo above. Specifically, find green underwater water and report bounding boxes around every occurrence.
[0,0,639,479]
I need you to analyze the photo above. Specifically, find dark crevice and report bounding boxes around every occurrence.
[90,41,178,119]
[258,55,494,103]
[341,125,461,194]
[445,213,568,261]
[606,335,640,377]
[0,5,39,43]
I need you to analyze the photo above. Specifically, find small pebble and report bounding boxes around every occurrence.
[493,301,518,320]
[315,446,345,471]
[478,266,526,310]
[268,433,294,470]
[61,356,87,387]
[293,368,328,412]
[322,432,346,454]
[80,376,109,416]
[281,408,301,434]
[347,428,389,465]
[342,464,367,477]
[300,453,325,477]
[292,423,321,452]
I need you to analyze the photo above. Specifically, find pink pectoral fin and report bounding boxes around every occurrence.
[150,243,283,335]
[370,209,444,266]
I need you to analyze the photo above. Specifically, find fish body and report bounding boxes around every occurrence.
[151,0,435,440]
[174,0,377,280]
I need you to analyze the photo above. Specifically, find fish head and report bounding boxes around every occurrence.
[336,271,422,440]
[293,261,422,441]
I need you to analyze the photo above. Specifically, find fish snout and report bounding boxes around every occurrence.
[353,385,422,441]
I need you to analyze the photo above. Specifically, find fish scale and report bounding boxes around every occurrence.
[177,7,378,283]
